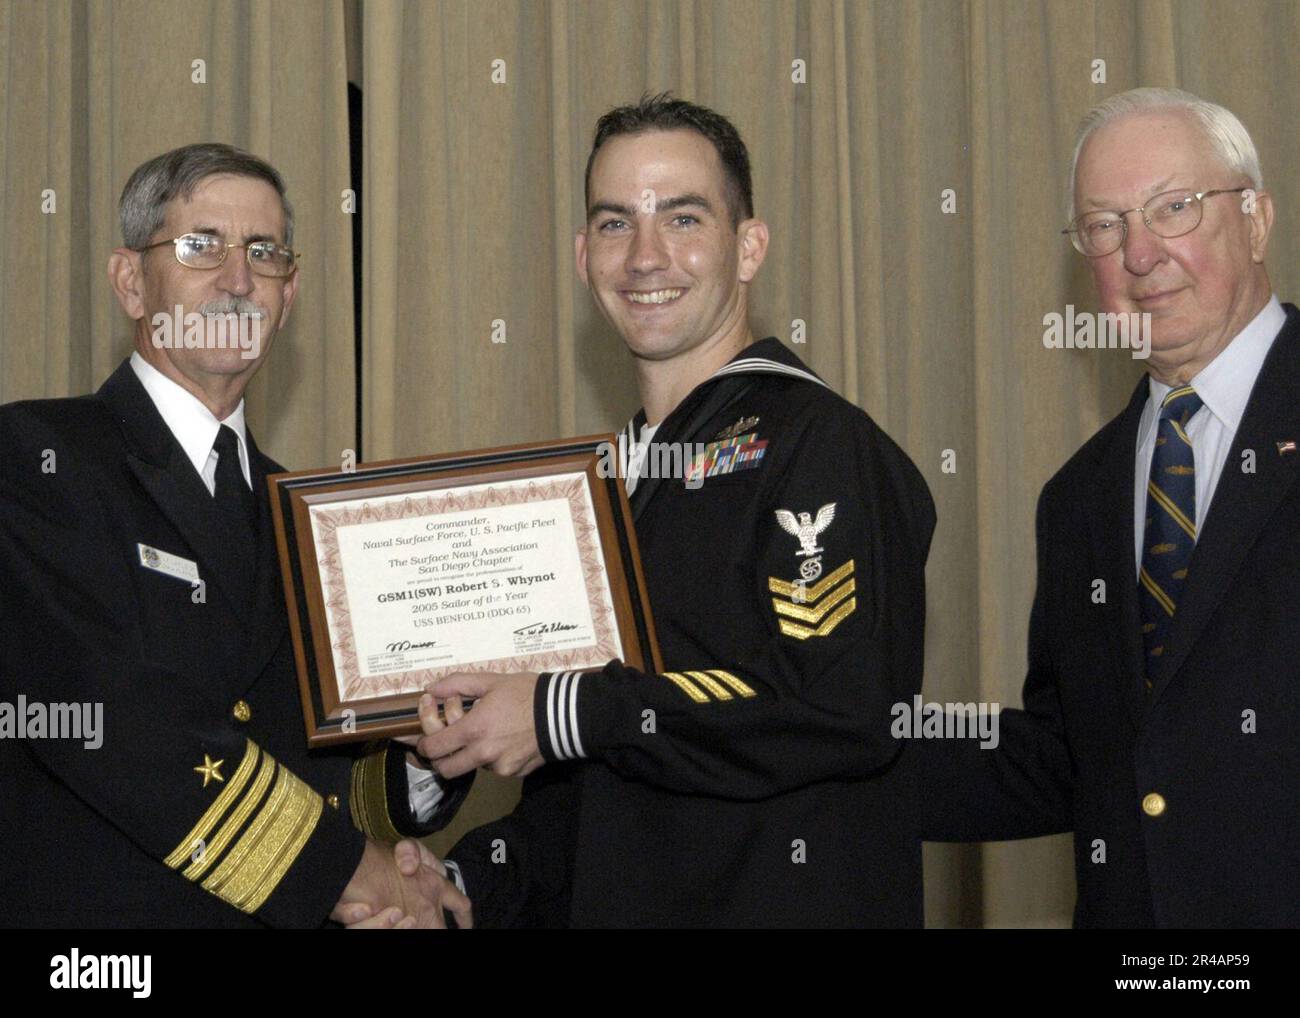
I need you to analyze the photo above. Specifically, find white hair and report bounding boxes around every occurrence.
[1066,87,1263,222]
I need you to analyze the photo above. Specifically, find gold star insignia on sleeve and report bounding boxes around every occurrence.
[167,741,326,914]
[194,754,226,788]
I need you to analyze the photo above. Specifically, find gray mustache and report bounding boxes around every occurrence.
[196,297,266,318]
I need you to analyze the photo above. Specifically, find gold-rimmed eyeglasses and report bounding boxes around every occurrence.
[1062,188,1250,257]
[137,232,300,277]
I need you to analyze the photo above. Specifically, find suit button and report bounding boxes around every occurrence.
[327,794,341,810]
[232,700,252,723]
[1142,792,1166,817]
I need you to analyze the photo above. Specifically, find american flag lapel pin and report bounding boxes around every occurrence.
[1277,440,1297,456]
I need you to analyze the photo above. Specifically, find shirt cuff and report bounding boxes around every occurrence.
[534,671,588,763]
[443,858,466,896]
[405,760,446,824]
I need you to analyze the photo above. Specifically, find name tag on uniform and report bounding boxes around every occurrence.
[137,543,200,584]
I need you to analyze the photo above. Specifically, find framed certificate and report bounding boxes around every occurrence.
[268,436,662,746]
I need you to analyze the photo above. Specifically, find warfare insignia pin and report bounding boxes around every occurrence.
[715,415,760,441]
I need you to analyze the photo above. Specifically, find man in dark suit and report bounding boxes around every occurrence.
[920,88,1300,927]
[0,143,468,928]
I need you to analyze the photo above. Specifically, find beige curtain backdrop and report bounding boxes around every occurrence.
[356,0,1300,928]
[5,0,1297,926]
[0,0,355,468]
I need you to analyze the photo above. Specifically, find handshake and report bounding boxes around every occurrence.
[328,671,542,929]
[331,837,469,930]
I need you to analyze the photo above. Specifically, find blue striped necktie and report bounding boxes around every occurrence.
[1138,385,1204,691]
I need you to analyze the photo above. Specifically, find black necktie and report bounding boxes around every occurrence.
[212,425,255,525]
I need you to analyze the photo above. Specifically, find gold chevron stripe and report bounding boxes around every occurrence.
[350,742,403,843]
[1147,481,1196,538]
[664,672,709,703]
[165,740,260,869]
[685,671,732,701]
[769,559,855,601]
[772,578,855,623]
[1139,566,1176,617]
[1171,418,1193,447]
[183,750,276,880]
[202,761,324,913]
[1163,385,1196,407]
[778,598,856,640]
[708,670,757,698]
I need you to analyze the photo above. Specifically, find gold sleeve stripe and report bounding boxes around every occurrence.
[663,671,710,703]
[772,578,855,624]
[778,597,857,640]
[201,761,324,913]
[182,750,276,881]
[768,559,855,601]
[685,670,733,701]
[239,770,324,913]
[708,670,757,698]
[165,739,260,869]
[350,743,404,843]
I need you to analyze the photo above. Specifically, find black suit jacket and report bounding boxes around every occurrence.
[920,305,1300,927]
[0,360,430,928]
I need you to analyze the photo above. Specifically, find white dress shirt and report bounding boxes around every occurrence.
[1133,296,1285,575]
[129,352,251,493]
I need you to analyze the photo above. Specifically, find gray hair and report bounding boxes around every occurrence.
[119,143,294,250]
[1066,87,1263,222]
